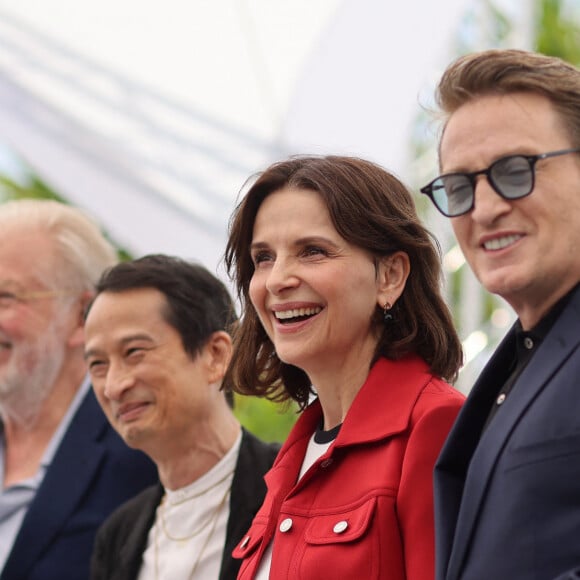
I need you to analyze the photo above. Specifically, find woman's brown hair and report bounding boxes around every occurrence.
[225,155,462,409]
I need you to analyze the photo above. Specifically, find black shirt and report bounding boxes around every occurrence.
[314,422,342,444]
[483,285,578,430]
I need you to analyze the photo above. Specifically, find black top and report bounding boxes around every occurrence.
[89,429,279,580]
[484,285,578,430]
[314,421,342,444]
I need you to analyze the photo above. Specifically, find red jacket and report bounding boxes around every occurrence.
[233,356,464,580]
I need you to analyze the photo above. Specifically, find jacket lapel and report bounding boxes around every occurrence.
[263,356,434,505]
[2,391,107,579]
[446,290,580,579]
[220,429,279,580]
[435,329,515,580]
[116,485,163,580]
[336,355,435,446]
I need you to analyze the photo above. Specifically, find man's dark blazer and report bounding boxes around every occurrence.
[434,285,580,580]
[1,389,157,580]
[90,428,279,580]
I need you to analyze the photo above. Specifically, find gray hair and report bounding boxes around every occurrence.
[0,199,118,292]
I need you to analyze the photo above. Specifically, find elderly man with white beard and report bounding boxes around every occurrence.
[0,199,157,580]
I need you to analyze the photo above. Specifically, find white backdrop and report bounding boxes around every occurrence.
[0,0,475,276]
[0,0,541,389]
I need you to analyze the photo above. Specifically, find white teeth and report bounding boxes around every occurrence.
[483,235,521,251]
[274,307,322,320]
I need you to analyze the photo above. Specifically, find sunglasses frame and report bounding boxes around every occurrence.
[420,147,580,217]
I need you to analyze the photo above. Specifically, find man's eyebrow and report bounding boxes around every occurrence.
[84,333,155,360]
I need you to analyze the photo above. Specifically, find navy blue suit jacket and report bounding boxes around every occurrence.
[1,389,157,580]
[434,286,580,580]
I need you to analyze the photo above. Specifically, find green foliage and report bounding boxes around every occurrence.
[234,395,298,443]
[1,166,297,442]
[535,0,580,63]
[4,0,580,443]
[0,173,65,201]
[0,170,133,261]
[456,0,512,54]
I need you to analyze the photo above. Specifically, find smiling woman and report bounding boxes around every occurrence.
[248,186,393,395]
[224,154,465,580]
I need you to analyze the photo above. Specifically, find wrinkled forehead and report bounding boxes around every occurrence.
[0,226,60,289]
[438,91,568,170]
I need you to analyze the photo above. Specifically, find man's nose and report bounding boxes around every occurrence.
[103,362,135,400]
[470,175,512,225]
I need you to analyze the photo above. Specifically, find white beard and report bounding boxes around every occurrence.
[0,316,68,428]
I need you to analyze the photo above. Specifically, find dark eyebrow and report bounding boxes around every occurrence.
[84,333,155,360]
[296,236,338,246]
[441,149,537,175]
[249,241,269,253]
[250,236,339,251]
[84,347,103,361]
[0,280,24,291]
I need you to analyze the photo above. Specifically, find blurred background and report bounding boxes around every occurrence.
[1,0,579,440]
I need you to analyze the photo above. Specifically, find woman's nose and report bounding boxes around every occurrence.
[265,257,300,294]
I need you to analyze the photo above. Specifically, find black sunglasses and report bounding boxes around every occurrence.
[420,147,580,217]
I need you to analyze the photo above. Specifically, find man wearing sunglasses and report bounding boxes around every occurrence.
[422,49,580,580]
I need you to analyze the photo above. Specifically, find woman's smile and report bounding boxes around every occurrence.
[249,186,383,373]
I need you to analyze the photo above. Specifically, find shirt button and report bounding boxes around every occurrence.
[523,337,534,349]
[333,520,348,534]
[320,458,333,468]
[497,393,506,405]
[279,518,293,532]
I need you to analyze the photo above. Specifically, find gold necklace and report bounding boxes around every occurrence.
[154,484,231,580]
[166,469,235,506]
[159,481,231,542]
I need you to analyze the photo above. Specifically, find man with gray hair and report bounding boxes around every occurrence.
[0,199,157,580]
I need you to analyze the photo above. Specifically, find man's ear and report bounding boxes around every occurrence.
[67,291,94,348]
[205,331,234,384]
[376,251,410,308]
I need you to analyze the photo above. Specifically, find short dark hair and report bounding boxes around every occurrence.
[225,155,463,409]
[90,255,238,402]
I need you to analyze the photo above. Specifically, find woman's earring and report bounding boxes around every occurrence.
[383,301,393,323]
